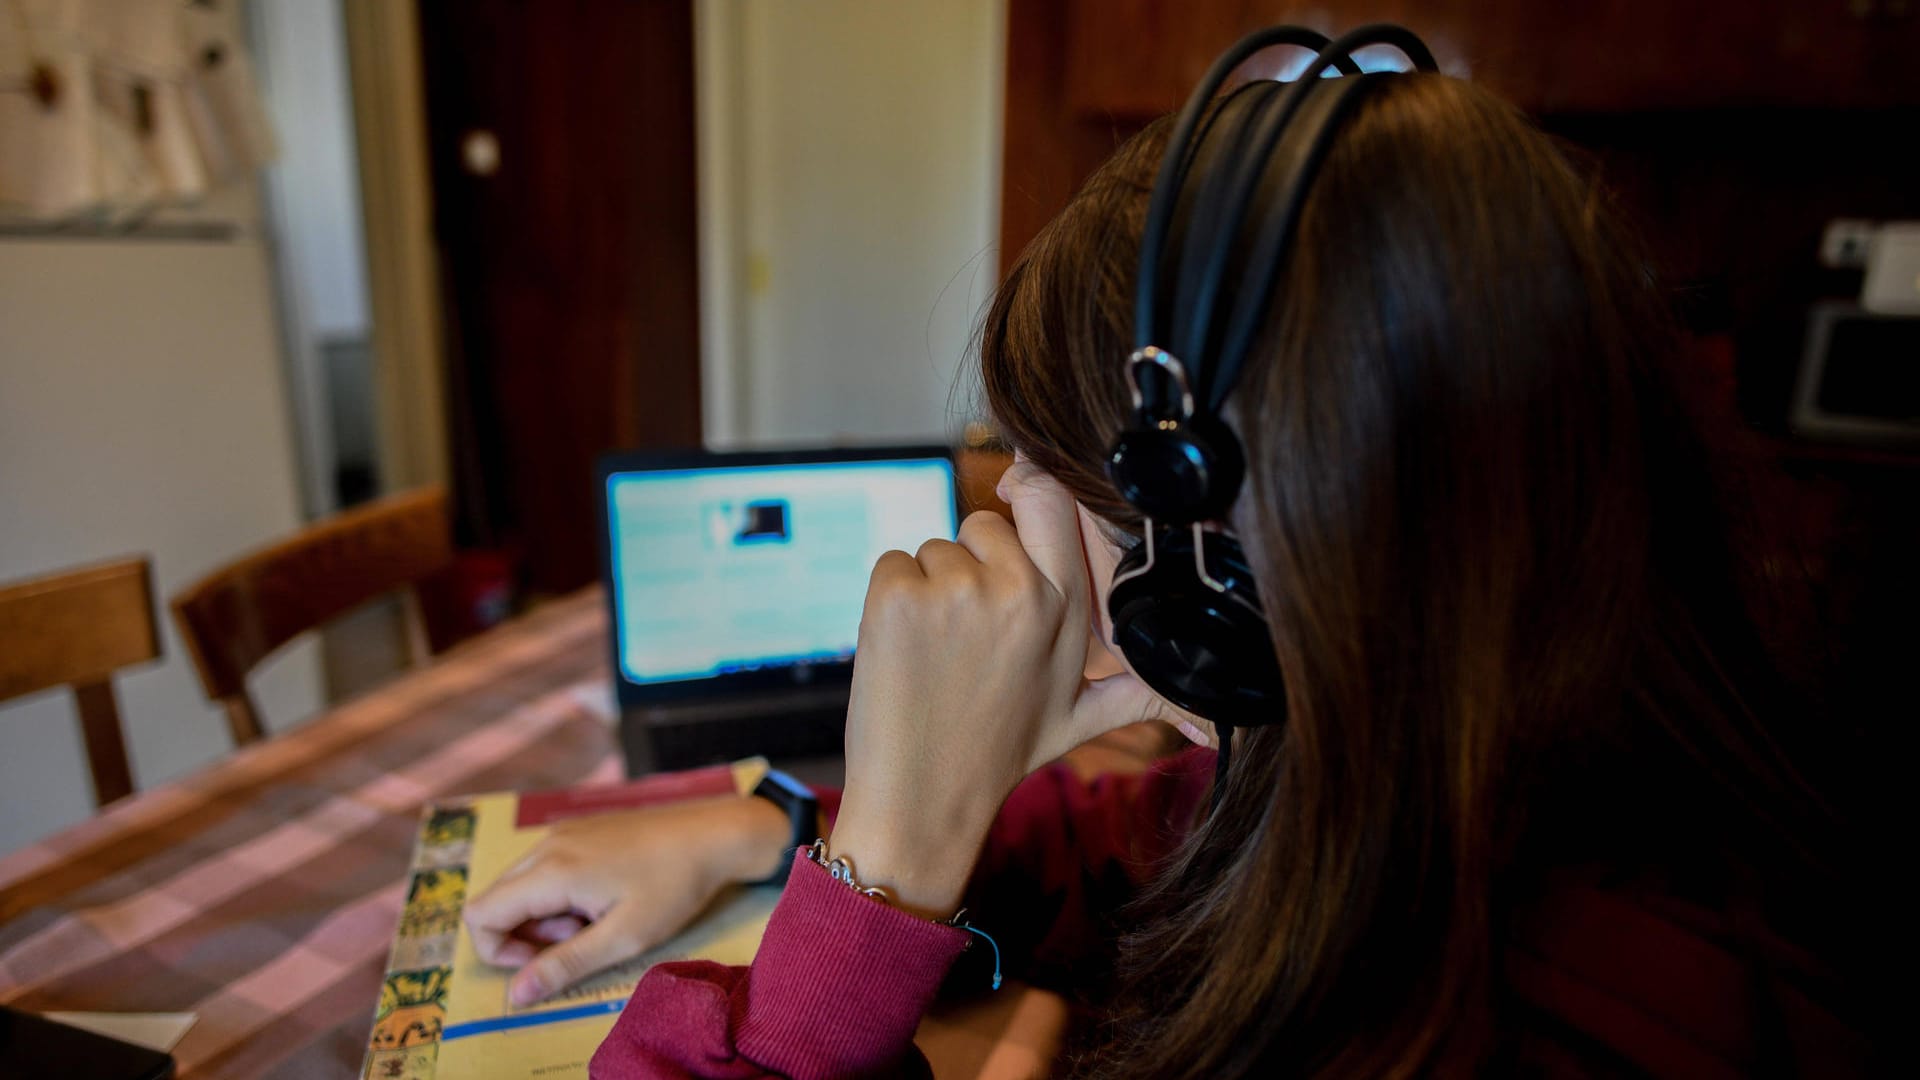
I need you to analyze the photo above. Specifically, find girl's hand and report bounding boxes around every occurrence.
[463,794,789,1006]
[829,458,1175,918]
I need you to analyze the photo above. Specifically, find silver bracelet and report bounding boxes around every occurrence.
[805,839,967,927]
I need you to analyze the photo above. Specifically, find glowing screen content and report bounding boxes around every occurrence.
[606,458,958,685]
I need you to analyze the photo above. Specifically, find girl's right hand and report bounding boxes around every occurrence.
[830,459,1179,919]
[463,793,791,1006]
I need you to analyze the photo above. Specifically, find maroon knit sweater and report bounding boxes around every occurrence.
[590,749,1871,1078]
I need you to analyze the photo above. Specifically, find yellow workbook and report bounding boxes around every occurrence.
[362,758,777,1080]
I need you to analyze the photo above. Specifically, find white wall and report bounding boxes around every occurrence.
[0,186,323,856]
[697,0,1006,447]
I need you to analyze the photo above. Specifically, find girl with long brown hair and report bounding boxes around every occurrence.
[471,28,1874,1078]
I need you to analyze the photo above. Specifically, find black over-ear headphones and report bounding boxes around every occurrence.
[1104,25,1438,789]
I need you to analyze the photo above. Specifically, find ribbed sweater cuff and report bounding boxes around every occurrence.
[735,849,970,1078]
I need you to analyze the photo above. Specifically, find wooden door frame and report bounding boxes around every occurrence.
[341,0,450,496]
[693,0,746,449]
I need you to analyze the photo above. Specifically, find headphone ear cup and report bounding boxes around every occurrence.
[1107,415,1245,524]
[1105,530,1286,728]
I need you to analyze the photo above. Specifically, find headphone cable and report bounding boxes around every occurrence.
[1211,721,1235,814]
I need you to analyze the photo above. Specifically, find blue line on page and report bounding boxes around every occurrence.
[441,998,628,1041]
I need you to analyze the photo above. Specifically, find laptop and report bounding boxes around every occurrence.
[0,1007,173,1080]
[596,445,960,774]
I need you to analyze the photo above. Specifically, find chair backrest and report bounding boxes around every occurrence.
[170,486,453,746]
[958,448,1014,519]
[0,557,160,806]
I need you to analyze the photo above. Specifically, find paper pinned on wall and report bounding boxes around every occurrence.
[0,0,275,220]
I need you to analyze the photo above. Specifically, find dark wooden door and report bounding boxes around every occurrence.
[419,0,701,595]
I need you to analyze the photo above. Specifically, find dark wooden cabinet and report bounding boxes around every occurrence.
[419,0,701,595]
[1002,0,1920,268]
[1059,0,1920,121]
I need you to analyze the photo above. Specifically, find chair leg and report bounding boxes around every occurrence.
[399,589,432,668]
[223,693,267,747]
[73,681,135,807]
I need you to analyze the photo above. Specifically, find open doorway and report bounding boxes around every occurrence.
[250,0,419,702]
[249,0,377,518]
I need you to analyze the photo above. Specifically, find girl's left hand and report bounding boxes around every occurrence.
[828,458,1176,918]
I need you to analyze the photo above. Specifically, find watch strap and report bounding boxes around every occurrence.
[750,769,818,887]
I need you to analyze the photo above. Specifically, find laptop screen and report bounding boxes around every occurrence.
[604,455,958,687]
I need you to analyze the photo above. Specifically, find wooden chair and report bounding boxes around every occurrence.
[171,486,453,747]
[0,557,161,806]
[957,447,1014,519]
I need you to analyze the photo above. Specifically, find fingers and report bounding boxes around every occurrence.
[912,536,977,578]
[482,913,584,970]
[524,914,588,945]
[463,866,585,967]
[508,914,635,1008]
[996,459,1090,617]
[923,514,1053,588]
[870,547,922,585]
[874,457,1086,614]
[870,520,1016,602]
[489,939,539,968]
[953,509,1025,565]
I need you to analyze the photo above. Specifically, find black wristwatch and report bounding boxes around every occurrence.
[749,769,819,886]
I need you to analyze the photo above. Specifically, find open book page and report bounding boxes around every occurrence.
[364,758,773,1080]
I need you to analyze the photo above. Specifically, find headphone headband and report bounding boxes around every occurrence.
[1102,24,1440,753]
[1133,24,1439,422]
[1133,26,1357,354]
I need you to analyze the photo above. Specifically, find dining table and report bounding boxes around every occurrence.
[0,589,1071,1078]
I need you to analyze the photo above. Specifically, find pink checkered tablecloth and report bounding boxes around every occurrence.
[0,588,1073,1079]
[0,591,620,1078]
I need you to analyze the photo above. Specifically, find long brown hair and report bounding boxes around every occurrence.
[979,74,1844,1076]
